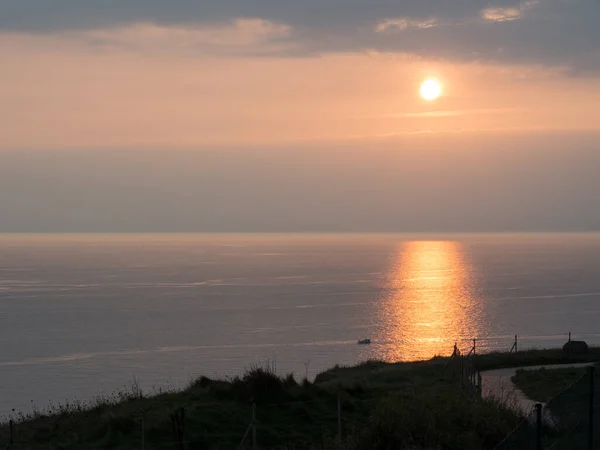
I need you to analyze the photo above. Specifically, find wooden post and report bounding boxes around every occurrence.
[170,408,186,450]
[569,331,572,342]
[589,366,595,450]
[181,408,186,450]
[515,335,518,353]
[252,403,257,449]
[535,403,543,450]
[337,394,342,441]
[473,338,476,356]
[8,419,13,449]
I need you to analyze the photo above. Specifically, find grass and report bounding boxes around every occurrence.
[472,347,600,372]
[511,367,588,402]
[509,363,600,450]
[0,348,597,449]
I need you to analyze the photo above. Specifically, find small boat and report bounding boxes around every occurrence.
[358,338,371,345]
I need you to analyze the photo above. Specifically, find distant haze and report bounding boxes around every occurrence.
[1,132,599,232]
[1,0,599,232]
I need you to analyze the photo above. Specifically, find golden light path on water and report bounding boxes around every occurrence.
[374,241,486,361]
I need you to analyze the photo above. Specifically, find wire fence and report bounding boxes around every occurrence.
[440,334,600,450]
[1,333,598,449]
[493,407,538,450]
[493,366,598,449]
[448,331,600,356]
[442,340,482,396]
[1,392,372,450]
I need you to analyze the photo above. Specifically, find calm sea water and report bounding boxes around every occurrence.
[1,233,600,415]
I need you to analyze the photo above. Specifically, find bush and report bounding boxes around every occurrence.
[284,373,298,388]
[241,365,285,403]
[197,376,213,388]
[209,380,236,401]
[350,395,438,450]
[348,390,518,450]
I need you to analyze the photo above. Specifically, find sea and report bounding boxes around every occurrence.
[1,233,600,416]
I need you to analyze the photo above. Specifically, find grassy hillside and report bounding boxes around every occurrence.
[512,367,589,403]
[0,348,598,449]
[472,347,600,371]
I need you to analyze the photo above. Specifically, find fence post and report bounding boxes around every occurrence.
[473,338,477,356]
[252,403,257,449]
[569,331,572,342]
[337,394,342,442]
[589,366,595,450]
[170,408,186,450]
[8,419,13,449]
[515,335,518,353]
[477,372,482,397]
[535,403,542,450]
[141,410,145,450]
[182,408,187,450]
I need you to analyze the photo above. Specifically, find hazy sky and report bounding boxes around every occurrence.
[1,0,599,232]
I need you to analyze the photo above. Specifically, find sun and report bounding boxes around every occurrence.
[420,78,442,101]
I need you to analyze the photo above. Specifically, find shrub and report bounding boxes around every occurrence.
[241,365,285,403]
[350,395,438,450]
[284,373,298,388]
[349,390,518,450]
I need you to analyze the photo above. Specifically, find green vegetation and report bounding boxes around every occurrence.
[0,348,597,449]
[472,347,600,372]
[507,364,600,449]
[511,367,588,402]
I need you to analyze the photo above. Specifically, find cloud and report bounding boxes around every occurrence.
[0,0,599,72]
[346,125,563,140]
[481,0,539,22]
[395,108,524,118]
[481,7,522,22]
[375,18,438,34]
[78,19,292,55]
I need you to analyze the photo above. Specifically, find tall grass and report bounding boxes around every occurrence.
[2,348,584,449]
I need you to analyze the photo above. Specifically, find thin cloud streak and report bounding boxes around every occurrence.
[375,17,439,34]
[344,124,600,140]
[383,108,526,118]
[481,0,540,22]
[67,18,293,56]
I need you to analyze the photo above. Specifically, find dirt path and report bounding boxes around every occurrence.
[480,362,595,417]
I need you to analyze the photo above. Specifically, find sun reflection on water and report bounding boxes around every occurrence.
[374,241,484,361]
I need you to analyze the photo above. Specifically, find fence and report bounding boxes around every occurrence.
[451,331,600,357]
[235,396,350,450]
[440,335,600,449]
[0,392,376,450]
[442,339,482,396]
[494,366,598,449]
[2,333,598,449]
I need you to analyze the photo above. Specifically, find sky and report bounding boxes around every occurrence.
[1,0,600,232]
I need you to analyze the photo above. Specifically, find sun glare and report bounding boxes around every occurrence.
[420,79,442,101]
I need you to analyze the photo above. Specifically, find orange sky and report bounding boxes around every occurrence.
[2,24,600,150]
